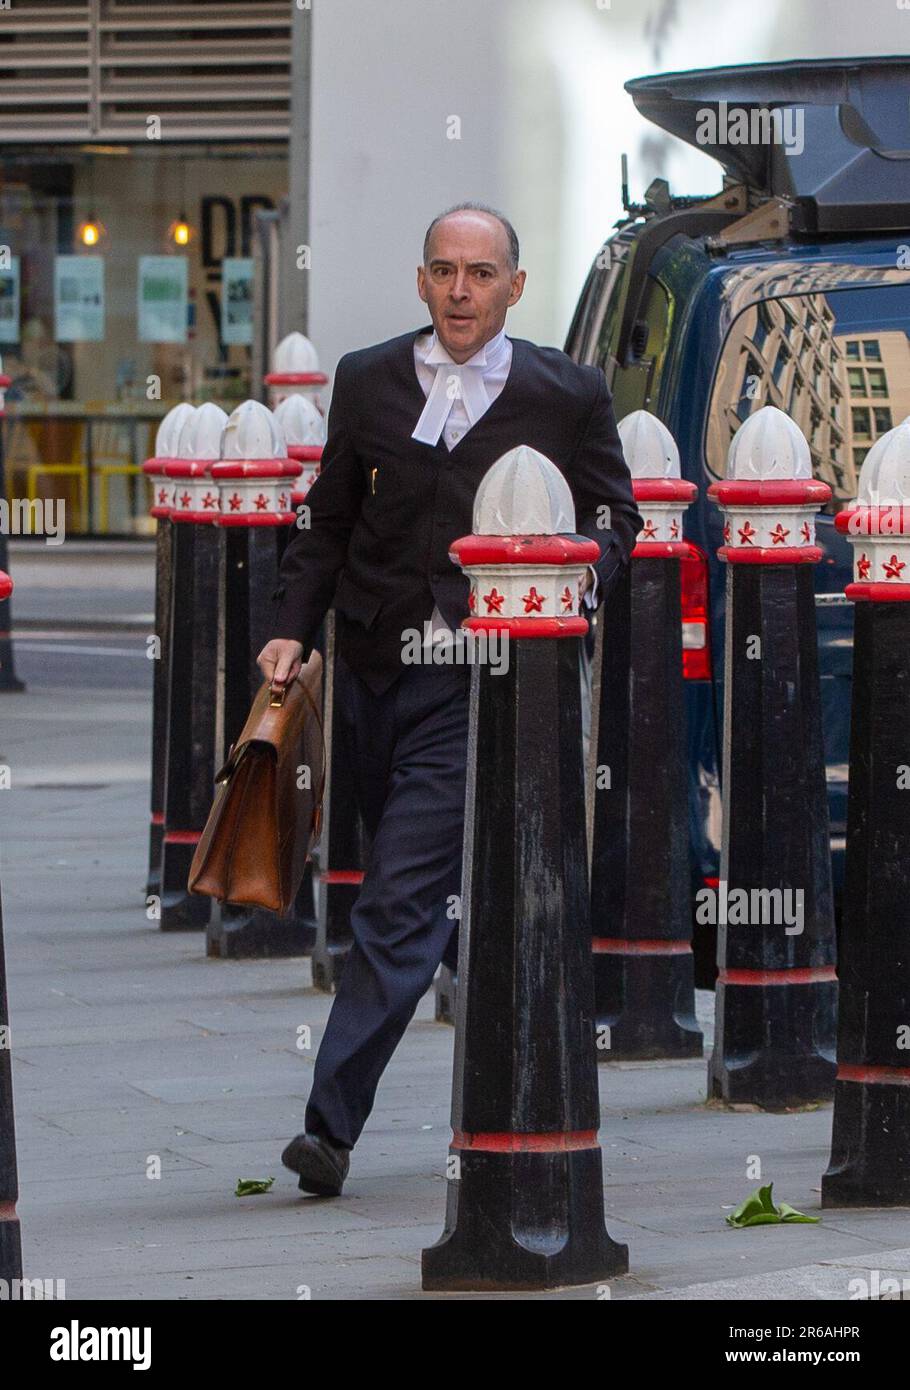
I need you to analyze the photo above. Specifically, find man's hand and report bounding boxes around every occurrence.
[257,638,304,688]
[577,566,595,604]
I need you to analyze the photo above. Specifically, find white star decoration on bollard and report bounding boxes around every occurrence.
[273,393,326,502]
[143,402,196,518]
[710,406,829,561]
[618,410,695,551]
[837,415,910,594]
[451,444,597,627]
[213,400,300,526]
[168,402,229,522]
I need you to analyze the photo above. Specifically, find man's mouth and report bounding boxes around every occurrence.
[447,314,474,322]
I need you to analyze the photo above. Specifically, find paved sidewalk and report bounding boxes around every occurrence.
[6,540,155,631]
[3,667,910,1300]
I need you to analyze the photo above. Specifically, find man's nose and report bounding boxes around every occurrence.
[449,271,470,300]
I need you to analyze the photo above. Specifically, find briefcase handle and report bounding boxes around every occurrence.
[268,681,288,708]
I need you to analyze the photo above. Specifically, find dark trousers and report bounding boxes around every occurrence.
[305,654,471,1150]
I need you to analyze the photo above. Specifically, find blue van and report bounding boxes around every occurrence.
[565,58,910,983]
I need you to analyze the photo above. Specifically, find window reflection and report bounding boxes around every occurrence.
[706,286,910,511]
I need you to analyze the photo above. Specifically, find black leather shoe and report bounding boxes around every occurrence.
[281,1133,350,1196]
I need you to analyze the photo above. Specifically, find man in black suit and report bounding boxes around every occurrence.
[259,202,642,1196]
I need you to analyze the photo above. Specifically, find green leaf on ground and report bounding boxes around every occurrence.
[725,1182,819,1227]
[235,1177,275,1197]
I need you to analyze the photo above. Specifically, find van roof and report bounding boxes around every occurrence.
[626,57,910,234]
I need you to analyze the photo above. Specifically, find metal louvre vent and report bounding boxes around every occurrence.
[0,0,292,141]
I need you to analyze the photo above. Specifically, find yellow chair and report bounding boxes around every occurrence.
[89,417,143,533]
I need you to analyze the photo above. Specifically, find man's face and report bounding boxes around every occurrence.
[417,212,526,363]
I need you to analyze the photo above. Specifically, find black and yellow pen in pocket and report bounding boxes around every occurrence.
[370,467,378,495]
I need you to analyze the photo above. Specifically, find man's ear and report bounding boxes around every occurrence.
[507,269,527,308]
[416,265,428,303]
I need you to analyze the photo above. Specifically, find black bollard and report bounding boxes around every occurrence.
[142,402,196,900]
[274,389,366,986]
[823,425,910,1205]
[158,404,226,930]
[277,426,324,948]
[308,611,367,991]
[590,411,703,1060]
[422,445,628,1291]
[206,399,319,958]
[707,407,837,1108]
[0,371,24,693]
[0,568,22,1284]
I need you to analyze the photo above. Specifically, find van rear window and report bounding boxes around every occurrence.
[706,284,910,512]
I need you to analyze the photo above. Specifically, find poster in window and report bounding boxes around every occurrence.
[138,256,188,343]
[0,256,21,344]
[54,255,105,342]
[221,258,254,346]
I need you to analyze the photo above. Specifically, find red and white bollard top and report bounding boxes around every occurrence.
[212,400,301,527]
[165,402,229,524]
[264,332,328,412]
[450,444,599,636]
[835,417,910,601]
[708,406,830,563]
[273,392,325,504]
[618,410,696,555]
[142,402,197,519]
[0,569,12,602]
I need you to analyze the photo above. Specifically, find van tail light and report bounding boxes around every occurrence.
[680,540,711,680]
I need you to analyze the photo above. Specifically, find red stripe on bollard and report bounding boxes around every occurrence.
[0,1200,17,1219]
[451,1130,599,1153]
[462,616,590,637]
[592,939,692,955]
[319,870,364,885]
[719,545,824,564]
[845,581,910,602]
[150,812,164,825]
[719,966,838,986]
[837,1064,910,1086]
[163,830,202,844]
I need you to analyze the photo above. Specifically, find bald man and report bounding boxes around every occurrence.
[259,202,642,1196]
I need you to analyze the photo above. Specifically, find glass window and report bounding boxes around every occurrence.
[852,407,871,438]
[847,367,866,396]
[867,368,888,398]
[844,340,861,359]
[873,406,893,434]
[0,143,287,535]
[862,340,882,360]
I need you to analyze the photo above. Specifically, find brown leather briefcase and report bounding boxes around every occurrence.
[188,652,325,915]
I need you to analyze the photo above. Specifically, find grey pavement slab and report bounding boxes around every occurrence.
[7,539,155,630]
[4,666,910,1300]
